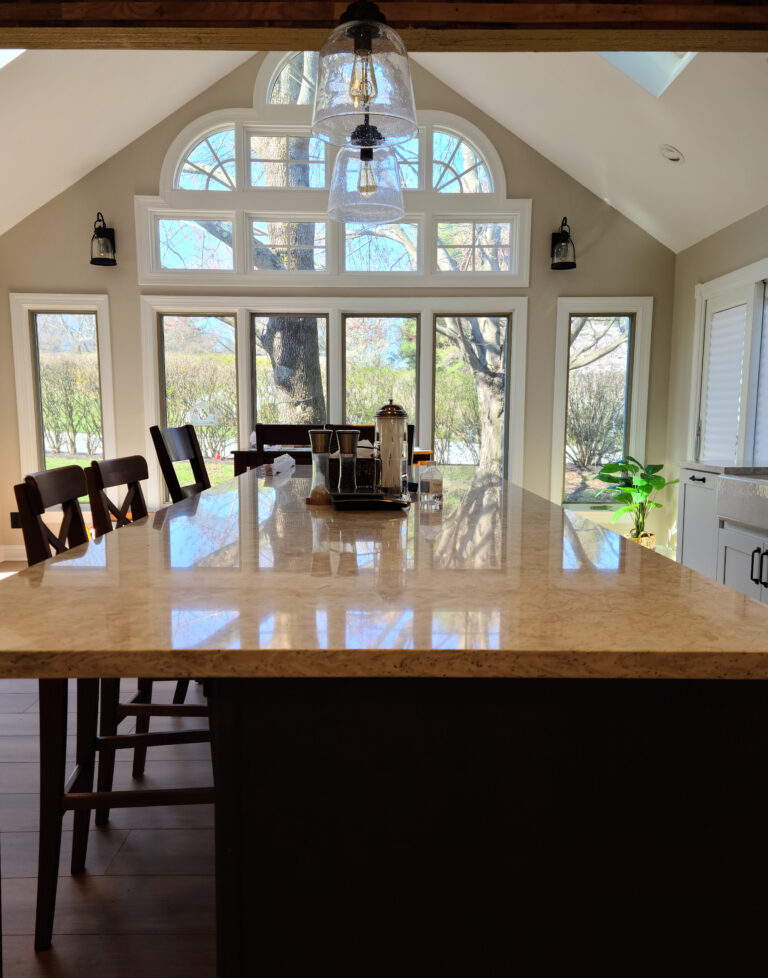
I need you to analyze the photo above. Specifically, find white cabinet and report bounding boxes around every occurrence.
[716,524,768,602]
[677,466,719,578]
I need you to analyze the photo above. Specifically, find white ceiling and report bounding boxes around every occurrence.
[413,51,768,253]
[0,49,252,237]
[0,49,765,253]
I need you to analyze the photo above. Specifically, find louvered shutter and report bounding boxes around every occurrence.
[700,303,747,463]
[752,291,768,464]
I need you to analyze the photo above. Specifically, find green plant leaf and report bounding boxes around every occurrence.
[596,473,625,484]
[645,464,663,474]
[598,463,625,474]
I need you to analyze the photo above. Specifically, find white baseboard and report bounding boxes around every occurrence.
[0,545,26,562]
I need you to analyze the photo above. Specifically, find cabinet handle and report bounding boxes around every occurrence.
[751,547,762,584]
[761,551,768,588]
[689,475,706,483]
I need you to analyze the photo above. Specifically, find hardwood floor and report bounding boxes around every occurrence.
[0,676,215,977]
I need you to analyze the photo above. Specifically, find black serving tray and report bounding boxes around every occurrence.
[331,490,411,511]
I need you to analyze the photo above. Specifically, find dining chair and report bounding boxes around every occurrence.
[85,455,210,820]
[13,465,213,952]
[150,423,211,503]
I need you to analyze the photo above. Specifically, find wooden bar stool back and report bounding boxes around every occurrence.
[150,424,210,503]
[86,454,148,536]
[14,465,89,565]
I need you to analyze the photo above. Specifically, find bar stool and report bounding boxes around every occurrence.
[13,465,213,952]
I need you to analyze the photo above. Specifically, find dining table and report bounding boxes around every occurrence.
[2,465,768,976]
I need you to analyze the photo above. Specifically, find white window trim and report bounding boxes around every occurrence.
[687,257,768,463]
[141,294,527,508]
[139,105,531,288]
[9,293,117,482]
[549,296,653,515]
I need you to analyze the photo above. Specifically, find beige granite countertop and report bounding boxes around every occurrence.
[1,468,768,679]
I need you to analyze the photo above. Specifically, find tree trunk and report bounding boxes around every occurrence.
[257,316,326,423]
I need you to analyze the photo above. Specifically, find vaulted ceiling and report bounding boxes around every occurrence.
[0,44,765,252]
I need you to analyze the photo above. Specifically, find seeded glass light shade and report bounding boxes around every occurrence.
[328,145,404,224]
[312,17,417,147]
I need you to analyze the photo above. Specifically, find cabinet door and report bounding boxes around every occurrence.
[678,470,718,578]
[717,525,765,601]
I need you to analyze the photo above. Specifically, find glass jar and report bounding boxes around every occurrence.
[308,429,333,505]
[374,399,408,496]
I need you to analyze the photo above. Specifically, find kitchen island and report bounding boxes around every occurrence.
[1,469,767,976]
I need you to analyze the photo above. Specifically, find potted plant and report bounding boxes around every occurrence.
[595,456,678,549]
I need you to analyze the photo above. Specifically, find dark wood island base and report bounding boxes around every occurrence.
[209,677,768,978]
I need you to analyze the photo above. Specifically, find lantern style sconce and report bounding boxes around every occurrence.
[551,217,576,270]
[90,212,116,266]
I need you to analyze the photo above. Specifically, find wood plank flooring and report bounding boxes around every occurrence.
[0,676,215,977]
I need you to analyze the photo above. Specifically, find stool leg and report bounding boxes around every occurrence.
[95,678,120,826]
[35,679,67,951]
[71,679,99,875]
[172,679,190,705]
[132,678,153,778]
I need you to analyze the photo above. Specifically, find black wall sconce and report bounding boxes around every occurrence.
[551,216,576,270]
[90,212,116,266]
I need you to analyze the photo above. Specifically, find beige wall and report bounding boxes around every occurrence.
[0,53,676,550]
[663,204,768,547]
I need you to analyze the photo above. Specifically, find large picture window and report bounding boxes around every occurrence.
[11,294,117,488]
[344,316,418,423]
[434,315,509,472]
[32,312,104,472]
[252,315,328,424]
[159,314,238,485]
[551,297,652,510]
[562,315,632,503]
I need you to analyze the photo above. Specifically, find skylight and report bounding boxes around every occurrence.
[598,52,696,97]
[0,50,24,70]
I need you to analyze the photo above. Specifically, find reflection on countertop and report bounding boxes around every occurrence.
[2,466,768,679]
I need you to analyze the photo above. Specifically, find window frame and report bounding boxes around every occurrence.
[251,311,330,425]
[10,293,117,485]
[687,258,768,465]
[550,296,653,516]
[342,313,421,426]
[139,103,532,288]
[141,294,527,506]
[432,311,514,476]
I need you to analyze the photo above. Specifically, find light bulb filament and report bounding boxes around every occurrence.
[357,157,378,198]
[349,49,378,108]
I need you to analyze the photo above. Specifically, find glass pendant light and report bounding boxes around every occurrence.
[328,144,404,225]
[312,0,417,147]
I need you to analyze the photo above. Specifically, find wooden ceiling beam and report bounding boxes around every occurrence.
[0,2,765,52]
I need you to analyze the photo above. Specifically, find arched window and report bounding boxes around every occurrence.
[140,55,530,288]
[268,51,318,105]
[136,55,531,503]
[432,129,492,194]
[176,128,236,191]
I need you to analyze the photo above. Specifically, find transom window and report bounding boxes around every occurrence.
[248,133,326,189]
[433,129,492,193]
[177,129,236,191]
[268,51,318,105]
[251,220,327,272]
[139,55,531,287]
[436,221,510,273]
